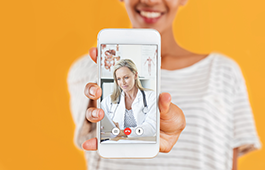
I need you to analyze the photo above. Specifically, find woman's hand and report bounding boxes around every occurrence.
[82,47,186,153]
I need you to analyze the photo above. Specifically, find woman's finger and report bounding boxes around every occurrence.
[84,83,102,100]
[86,108,104,123]
[89,47,98,63]
[82,137,97,151]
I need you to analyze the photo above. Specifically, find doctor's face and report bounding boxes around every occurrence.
[115,66,137,93]
[122,0,188,34]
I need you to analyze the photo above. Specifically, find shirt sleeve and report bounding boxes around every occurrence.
[67,54,97,149]
[232,62,261,156]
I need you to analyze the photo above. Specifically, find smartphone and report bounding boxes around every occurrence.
[97,29,161,159]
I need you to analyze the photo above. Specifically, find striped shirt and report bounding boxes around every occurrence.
[67,53,261,170]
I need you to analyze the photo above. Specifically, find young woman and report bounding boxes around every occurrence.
[67,0,261,169]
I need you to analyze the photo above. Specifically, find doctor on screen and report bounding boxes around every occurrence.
[101,59,156,137]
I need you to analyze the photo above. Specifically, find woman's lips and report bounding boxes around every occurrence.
[138,10,163,24]
[122,85,128,89]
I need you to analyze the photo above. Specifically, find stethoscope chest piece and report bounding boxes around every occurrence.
[142,106,148,114]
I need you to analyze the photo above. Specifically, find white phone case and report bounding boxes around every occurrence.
[97,29,161,159]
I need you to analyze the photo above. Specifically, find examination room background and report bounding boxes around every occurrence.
[0,0,264,170]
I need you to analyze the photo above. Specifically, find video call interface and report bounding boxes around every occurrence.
[100,44,157,144]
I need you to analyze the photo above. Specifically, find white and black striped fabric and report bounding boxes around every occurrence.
[67,53,261,170]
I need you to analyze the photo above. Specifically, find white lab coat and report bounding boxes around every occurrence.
[101,89,157,137]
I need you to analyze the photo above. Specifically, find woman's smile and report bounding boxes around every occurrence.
[136,9,164,24]
[124,0,182,34]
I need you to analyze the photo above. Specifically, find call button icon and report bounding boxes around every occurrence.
[112,127,120,135]
[136,127,144,136]
[124,127,132,135]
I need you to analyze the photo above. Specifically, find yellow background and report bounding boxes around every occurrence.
[0,0,264,169]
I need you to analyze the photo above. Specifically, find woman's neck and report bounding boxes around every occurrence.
[124,86,138,100]
[160,26,208,70]
[160,26,192,58]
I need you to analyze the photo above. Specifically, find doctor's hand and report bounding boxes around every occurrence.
[82,47,186,153]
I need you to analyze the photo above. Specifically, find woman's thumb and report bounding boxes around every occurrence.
[89,47,98,63]
[159,93,171,118]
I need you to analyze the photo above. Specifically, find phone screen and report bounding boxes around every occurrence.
[99,44,157,144]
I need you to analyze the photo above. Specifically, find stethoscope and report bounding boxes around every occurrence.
[109,90,148,119]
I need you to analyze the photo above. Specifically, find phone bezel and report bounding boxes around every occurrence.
[97,29,161,159]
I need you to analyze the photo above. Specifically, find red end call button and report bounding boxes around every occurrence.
[124,127,132,135]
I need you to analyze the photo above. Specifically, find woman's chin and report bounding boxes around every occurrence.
[121,86,135,93]
[122,88,131,93]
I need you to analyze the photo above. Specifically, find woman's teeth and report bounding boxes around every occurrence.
[140,11,161,18]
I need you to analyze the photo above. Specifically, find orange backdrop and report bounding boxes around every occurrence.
[0,0,264,169]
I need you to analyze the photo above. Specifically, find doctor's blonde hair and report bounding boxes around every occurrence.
[111,59,146,104]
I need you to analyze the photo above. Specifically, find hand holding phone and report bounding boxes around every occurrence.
[83,29,186,158]
[83,29,185,158]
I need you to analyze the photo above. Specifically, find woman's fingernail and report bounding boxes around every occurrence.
[92,110,98,118]
[89,86,97,96]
